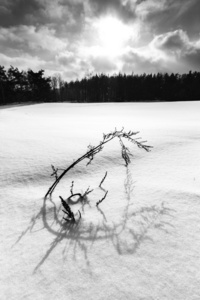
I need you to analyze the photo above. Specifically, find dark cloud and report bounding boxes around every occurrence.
[56,51,76,66]
[0,0,43,27]
[174,0,200,38]
[136,0,147,5]
[0,0,85,38]
[151,29,200,72]
[144,0,200,38]
[122,50,169,74]
[183,50,200,69]
[55,1,86,37]
[91,55,117,73]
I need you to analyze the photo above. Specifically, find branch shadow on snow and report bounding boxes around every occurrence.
[14,169,175,273]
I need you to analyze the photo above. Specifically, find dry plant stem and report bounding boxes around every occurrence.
[68,193,82,202]
[45,128,152,198]
[99,171,108,188]
[82,187,93,198]
[119,137,131,167]
[96,190,108,206]
[70,181,74,195]
[59,196,75,222]
[51,165,65,180]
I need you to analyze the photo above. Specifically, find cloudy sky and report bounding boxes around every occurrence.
[0,0,200,81]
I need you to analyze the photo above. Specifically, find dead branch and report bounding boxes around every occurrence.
[45,128,152,198]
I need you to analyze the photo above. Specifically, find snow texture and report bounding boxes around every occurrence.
[1,102,200,300]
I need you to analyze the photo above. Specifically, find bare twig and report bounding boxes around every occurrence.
[51,165,58,180]
[60,196,75,223]
[70,181,74,195]
[96,190,108,206]
[82,187,93,198]
[119,137,132,166]
[51,165,65,180]
[99,171,108,188]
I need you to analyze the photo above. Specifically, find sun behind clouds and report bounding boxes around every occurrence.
[94,15,134,56]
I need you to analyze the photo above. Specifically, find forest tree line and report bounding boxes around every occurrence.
[0,65,200,105]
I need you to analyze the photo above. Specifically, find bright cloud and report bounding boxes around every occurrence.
[152,30,191,53]
[0,25,67,52]
[0,52,46,71]
[151,30,200,69]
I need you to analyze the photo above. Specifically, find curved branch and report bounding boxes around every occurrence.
[45,128,152,198]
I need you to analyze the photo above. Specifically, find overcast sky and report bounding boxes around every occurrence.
[0,0,200,81]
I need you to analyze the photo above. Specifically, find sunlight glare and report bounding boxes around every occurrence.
[95,16,134,56]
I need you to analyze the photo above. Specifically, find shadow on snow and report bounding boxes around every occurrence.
[13,168,175,273]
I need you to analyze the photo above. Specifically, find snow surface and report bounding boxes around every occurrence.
[1,101,200,300]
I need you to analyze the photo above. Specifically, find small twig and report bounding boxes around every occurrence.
[51,165,58,180]
[82,187,93,198]
[99,171,108,188]
[51,165,66,178]
[96,190,108,206]
[70,181,74,195]
[86,144,103,166]
[119,137,132,166]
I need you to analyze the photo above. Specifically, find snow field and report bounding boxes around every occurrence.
[0,101,200,300]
